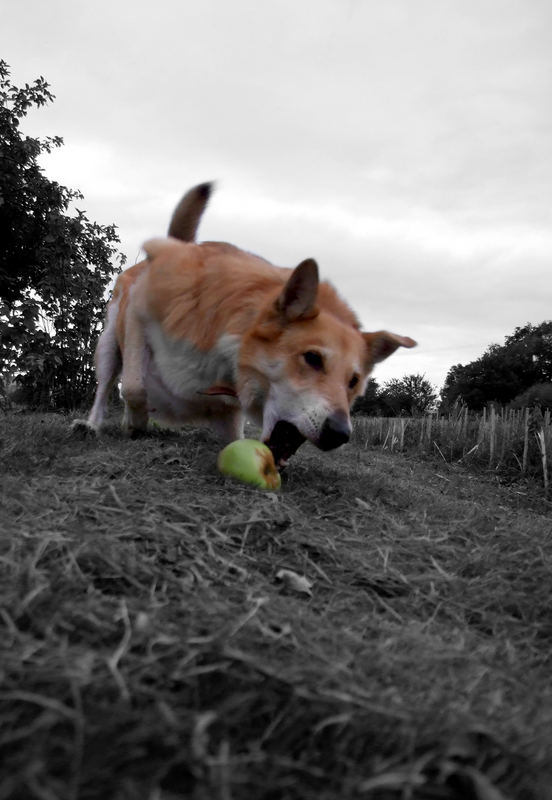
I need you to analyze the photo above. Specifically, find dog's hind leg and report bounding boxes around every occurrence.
[73,299,121,434]
[120,307,150,436]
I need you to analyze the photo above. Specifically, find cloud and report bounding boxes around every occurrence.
[4,0,551,390]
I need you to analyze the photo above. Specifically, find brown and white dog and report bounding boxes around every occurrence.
[77,183,416,465]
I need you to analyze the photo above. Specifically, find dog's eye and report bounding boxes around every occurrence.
[349,374,359,390]
[303,351,324,371]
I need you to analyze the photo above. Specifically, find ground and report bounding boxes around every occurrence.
[1,411,551,799]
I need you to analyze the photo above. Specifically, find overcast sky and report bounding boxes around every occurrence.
[3,0,551,391]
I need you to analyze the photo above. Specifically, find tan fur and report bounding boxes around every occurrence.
[77,184,416,462]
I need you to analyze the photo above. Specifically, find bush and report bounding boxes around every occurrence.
[510,383,552,410]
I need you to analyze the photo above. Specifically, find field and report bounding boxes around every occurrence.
[352,407,552,495]
[1,411,552,800]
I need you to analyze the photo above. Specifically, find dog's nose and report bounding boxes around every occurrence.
[317,411,351,451]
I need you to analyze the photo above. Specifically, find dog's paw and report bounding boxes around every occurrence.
[128,427,148,439]
[121,423,148,439]
[71,419,99,437]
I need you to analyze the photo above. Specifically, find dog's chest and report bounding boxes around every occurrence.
[145,323,240,399]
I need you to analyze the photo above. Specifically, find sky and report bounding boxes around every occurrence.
[2,0,551,392]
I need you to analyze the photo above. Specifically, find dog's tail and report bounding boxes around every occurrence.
[167,181,214,242]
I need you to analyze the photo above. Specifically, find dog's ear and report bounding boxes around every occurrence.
[276,258,319,321]
[363,331,417,364]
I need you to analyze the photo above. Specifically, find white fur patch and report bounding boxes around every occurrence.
[145,324,240,400]
[260,382,332,443]
[143,236,185,260]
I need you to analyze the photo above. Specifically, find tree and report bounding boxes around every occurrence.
[379,374,437,416]
[0,60,125,408]
[504,322,552,383]
[440,321,552,410]
[352,378,383,415]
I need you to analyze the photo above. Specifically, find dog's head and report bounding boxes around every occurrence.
[237,259,416,465]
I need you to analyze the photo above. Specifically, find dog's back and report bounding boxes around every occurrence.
[109,182,214,347]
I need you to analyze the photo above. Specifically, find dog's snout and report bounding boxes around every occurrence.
[317,411,351,451]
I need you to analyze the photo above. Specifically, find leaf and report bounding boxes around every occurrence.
[275,569,313,596]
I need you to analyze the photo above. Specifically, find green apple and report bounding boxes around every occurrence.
[217,439,281,490]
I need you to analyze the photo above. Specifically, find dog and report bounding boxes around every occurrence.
[76,183,416,465]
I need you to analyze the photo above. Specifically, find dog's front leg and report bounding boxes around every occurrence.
[120,310,150,436]
[210,409,245,443]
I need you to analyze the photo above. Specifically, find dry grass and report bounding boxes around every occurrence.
[1,411,552,799]
[352,406,552,494]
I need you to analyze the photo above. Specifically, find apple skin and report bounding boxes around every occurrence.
[217,439,281,490]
